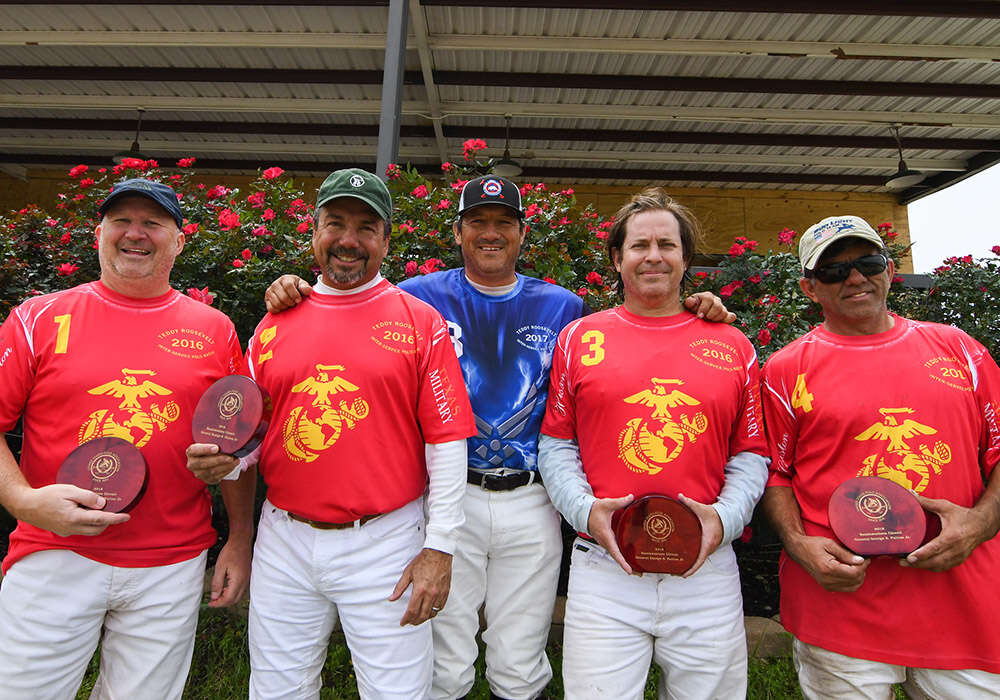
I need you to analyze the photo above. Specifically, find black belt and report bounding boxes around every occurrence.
[467,470,543,491]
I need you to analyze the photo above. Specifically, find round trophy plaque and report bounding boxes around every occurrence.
[828,476,927,557]
[56,436,148,513]
[613,494,702,575]
[192,375,270,457]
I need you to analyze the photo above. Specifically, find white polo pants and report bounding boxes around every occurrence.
[249,498,433,700]
[562,538,747,700]
[431,482,562,700]
[794,638,1000,700]
[0,548,206,700]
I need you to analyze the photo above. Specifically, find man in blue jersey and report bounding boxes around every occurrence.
[265,175,732,700]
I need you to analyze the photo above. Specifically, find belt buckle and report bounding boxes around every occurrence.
[482,472,506,491]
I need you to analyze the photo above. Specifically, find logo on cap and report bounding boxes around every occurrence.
[481,178,504,198]
[349,174,365,188]
[813,218,857,241]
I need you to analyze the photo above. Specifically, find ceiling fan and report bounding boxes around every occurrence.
[884,125,926,191]
[112,108,150,164]
[491,114,523,178]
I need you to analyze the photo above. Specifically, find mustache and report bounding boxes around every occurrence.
[328,246,368,260]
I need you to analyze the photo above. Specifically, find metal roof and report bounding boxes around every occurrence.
[1,1,998,202]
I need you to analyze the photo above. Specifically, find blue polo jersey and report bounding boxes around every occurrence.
[400,269,586,470]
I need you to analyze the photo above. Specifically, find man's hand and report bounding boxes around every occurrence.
[186,443,239,485]
[208,538,252,607]
[903,493,992,572]
[678,493,724,578]
[786,533,869,592]
[684,291,736,324]
[389,548,452,626]
[265,275,311,313]
[587,494,635,575]
[12,483,130,537]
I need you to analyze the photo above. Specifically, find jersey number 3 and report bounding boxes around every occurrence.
[580,330,605,366]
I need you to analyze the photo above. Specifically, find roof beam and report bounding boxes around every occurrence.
[0,137,968,171]
[420,1,1000,19]
[5,65,997,98]
[0,0,996,16]
[2,117,996,152]
[0,151,889,187]
[429,35,1000,63]
[408,0,448,164]
[899,151,1000,204]
[2,30,996,63]
[4,95,998,129]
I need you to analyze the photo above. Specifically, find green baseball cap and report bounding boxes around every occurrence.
[315,168,392,222]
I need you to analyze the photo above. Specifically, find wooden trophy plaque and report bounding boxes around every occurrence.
[56,436,148,513]
[192,375,271,457]
[613,495,702,575]
[828,476,928,557]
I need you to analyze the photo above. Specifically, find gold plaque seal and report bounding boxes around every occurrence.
[856,490,890,521]
[88,451,121,481]
[643,512,675,542]
[218,390,243,420]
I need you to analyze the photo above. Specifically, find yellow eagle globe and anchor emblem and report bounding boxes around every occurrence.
[282,364,371,463]
[854,407,951,493]
[617,378,708,475]
[78,368,180,448]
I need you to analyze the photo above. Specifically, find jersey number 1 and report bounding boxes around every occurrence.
[53,314,71,354]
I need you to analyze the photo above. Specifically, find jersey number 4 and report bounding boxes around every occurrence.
[791,373,814,413]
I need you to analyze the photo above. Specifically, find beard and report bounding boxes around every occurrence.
[323,246,369,286]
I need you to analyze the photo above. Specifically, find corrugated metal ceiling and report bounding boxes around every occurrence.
[0,2,998,201]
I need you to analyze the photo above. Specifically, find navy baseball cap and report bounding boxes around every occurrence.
[98,178,184,229]
[457,176,523,218]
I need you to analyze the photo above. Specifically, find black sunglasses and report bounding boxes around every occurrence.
[806,253,889,284]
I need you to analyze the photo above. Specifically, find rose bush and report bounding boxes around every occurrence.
[2,146,997,361]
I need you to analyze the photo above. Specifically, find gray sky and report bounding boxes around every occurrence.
[908,163,1000,273]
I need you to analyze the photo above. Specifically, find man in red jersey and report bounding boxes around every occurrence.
[0,178,255,700]
[538,188,769,699]
[761,215,1000,698]
[207,168,475,700]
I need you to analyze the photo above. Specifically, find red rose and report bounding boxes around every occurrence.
[218,209,241,231]
[186,286,215,305]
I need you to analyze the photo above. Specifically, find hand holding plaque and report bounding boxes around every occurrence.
[56,436,148,513]
[828,476,939,557]
[192,375,271,457]
[613,495,702,575]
